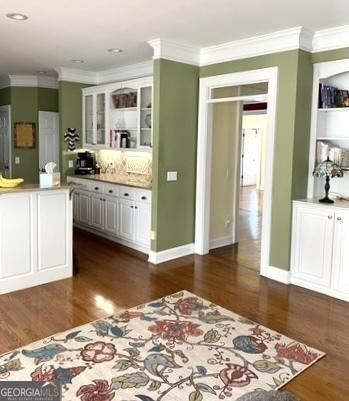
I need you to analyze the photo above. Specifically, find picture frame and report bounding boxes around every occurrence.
[14,122,36,149]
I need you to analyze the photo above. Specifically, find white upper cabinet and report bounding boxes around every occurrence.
[82,77,153,151]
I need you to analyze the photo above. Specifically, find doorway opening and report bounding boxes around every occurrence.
[195,67,278,276]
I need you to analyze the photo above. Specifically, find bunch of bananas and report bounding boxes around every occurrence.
[0,174,24,188]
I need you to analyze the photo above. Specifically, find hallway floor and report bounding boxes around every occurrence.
[210,185,263,271]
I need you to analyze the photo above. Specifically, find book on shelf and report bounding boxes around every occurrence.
[319,83,349,108]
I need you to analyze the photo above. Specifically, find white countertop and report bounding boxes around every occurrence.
[70,174,152,190]
[294,198,349,209]
[0,183,79,195]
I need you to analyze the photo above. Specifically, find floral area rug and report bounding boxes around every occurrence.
[0,290,324,401]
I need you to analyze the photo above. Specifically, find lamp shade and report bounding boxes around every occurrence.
[313,156,344,178]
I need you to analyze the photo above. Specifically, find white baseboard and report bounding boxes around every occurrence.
[260,265,291,284]
[148,243,194,264]
[209,235,234,250]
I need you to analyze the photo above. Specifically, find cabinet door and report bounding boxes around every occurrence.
[84,94,95,145]
[90,194,105,230]
[78,190,90,225]
[96,92,106,146]
[119,199,134,241]
[292,206,334,287]
[332,211,349,295]
[134,202,151,247]
[104,196,118,235]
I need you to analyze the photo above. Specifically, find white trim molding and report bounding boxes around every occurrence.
[260,265,291,284]
[148,243,194,264]
[313,25,349,53]
[194,67,278,278]
[148,38,200,66]
[55,60,153,85]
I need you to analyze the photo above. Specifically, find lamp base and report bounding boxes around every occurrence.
[319,196,334,204]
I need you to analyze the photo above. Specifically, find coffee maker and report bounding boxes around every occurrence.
[75,151,97,175]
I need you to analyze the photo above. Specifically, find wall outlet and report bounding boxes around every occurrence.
[167,171,178,181]
[68,160,74,168]
[15,156,20,165]
[151,230,156,241]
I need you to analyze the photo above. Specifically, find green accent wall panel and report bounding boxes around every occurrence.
[312,47,349,64]
[152,59,199,252]
[59,81,89,178]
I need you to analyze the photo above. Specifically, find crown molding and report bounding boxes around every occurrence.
[200,27,314,66]
[55,67,98,85]
[56,60,153,85]
[98,60,153,83]
[313,25,349,53]
[148,38,201,66]
[4,75,59,89]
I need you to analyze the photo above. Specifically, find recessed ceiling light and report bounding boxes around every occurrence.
[37,71,47,75]
[107,48,123,54]
[6,13,28,20]
[71,59,84,64]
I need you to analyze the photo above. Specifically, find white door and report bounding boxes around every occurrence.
[90,194,105,230]
[134,202,151,247]
[332,211,349,295]
[104,196,118,235]
[78,190,90,225]
[0,105,11,178]
[39,111,59,170]
[241,128,259,186]
[119,199,134,241]
[292,205,334,287]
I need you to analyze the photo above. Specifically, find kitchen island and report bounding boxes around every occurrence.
[0,184,75,295]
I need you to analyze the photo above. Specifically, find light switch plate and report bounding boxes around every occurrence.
[68,160,74,168]
[167,171,178,181]
[15,156,20,164]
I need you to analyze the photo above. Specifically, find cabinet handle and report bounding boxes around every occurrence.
[108,190,113,193]
[141,196,147,200]
[337,217,342,221]
[94,187,99,191]
[124,193,129,197]
[131,205,134,209]
[135,206,138,209]
[328,215,333,219]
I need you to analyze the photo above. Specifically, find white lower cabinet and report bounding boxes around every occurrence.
[119,199,135,241]
[90,194,105,230]
[291,201,349,302]
[70,178,151,253]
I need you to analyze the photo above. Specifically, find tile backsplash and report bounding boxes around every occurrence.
[96,150,152,185]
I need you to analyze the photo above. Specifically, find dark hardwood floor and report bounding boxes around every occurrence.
[0,229,348,400]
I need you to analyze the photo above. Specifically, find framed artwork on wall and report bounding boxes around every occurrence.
[14,122,36,149]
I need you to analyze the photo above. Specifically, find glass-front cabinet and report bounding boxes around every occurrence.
[82,77,153,151]
[83,91,107,148]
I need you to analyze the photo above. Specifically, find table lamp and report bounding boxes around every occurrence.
[313,157,343,203]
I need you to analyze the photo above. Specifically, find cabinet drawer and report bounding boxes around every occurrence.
[119,186,135,200]
[90,182,105,193]
[104,184,119,197]
[135,189,151,203]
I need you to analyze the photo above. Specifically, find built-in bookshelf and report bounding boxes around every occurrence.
[308,60,349,198]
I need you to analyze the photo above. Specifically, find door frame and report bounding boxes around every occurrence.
[0,105,12,178]
[194,67,278,275]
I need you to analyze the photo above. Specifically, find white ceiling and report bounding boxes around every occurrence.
[0,0,348,76]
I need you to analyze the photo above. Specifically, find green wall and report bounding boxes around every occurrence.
[151,59,199,251]
[0,87,11,106]
[10,87,58,183]
[59,81,89,178]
